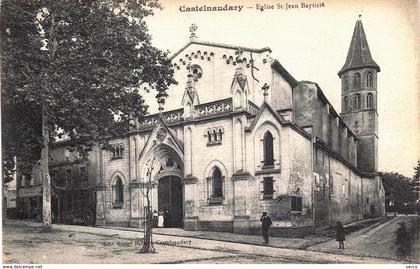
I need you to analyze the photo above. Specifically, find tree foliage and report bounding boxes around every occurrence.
[413,160,420,182]
[379,171,416,212]
[1,0,176,178]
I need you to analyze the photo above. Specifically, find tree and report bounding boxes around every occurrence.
[413,161,420,182]
[412,161,420,212]
[379,171,416,213]
[1,0,176,232]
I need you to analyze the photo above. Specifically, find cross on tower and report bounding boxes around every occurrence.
[189,24,198,41]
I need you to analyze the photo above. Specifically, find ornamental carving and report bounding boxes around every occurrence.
[156,128,167,142]
[137,109,183,130]
[196,98,232,118]
[183,175,198,184]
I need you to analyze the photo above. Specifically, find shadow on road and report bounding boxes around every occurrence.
[395,221,414,260]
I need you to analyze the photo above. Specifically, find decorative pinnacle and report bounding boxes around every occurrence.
[189,23,198,41]
[235,47,244,63]
[158,97,165,113]
[262,83,270,101]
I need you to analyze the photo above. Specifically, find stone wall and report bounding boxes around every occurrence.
[313,143,365,228]
[362,175,385,218]
[293,81,358,167]
[100,137,131,226]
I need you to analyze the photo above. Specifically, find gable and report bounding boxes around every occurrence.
[247,102,286,133]
[138,116,184,162]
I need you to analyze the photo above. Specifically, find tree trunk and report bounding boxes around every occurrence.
[2,184,6,223]
[41,102,52,232]
[41,0,56,232]
[57,195,61,223]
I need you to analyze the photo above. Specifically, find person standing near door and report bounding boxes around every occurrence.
[157,210,164,228]
[163,208,170,227]
[152,210,159,228]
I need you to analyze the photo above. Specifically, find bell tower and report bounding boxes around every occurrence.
[339,16,380,173]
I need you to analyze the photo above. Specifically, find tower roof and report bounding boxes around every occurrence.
[338,17,380,77]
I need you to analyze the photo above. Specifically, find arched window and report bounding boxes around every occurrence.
[263,131,274,167]
[206,128,224,145]
[353,73,361,89]
[353,94,361,109]
[113,176,124,207]
[343,96,349,112]
[367,93,374,109]
[343,76,349,91]
[212,167,223,198]
[111,144,124,159]
[366,72,373,87]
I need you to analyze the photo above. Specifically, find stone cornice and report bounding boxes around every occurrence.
[232,171,254,181]
[255,168,281,176]
[183,175,198,184]
[94,184,106,191]
[129,182,158,189]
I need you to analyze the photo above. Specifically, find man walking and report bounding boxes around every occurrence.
[260,212,272,244]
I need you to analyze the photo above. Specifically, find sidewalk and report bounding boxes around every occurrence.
[97,215,390,250]
[4,218,398,263]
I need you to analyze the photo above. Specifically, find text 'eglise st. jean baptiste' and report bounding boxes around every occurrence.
[178,2,326,13]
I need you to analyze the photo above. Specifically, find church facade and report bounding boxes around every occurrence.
[92,18,385,235]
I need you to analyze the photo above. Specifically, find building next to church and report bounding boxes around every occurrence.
[15,141,99,224]
[16,18,386,236]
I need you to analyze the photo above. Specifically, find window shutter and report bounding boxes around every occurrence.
[314,173,320,191]
[259,180,264,200]
[272,178,277,199]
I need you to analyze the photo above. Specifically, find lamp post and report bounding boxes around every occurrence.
[140,157,156,253]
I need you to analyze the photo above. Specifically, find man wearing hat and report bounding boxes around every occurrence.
[260,212,272,244]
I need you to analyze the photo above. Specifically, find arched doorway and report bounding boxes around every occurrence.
[158,176,183,228]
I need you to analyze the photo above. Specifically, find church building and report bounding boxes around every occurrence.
[93,17,385,235]
[17,18,385,236]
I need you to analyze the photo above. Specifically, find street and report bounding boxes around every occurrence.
[2,216,419,264]
[308,215,419,261]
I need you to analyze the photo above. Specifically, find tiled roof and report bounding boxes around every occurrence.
[338,18,380,77]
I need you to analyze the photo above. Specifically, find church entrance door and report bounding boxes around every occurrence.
[158,176,183,228]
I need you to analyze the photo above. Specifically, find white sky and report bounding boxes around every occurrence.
[146,0,420,177]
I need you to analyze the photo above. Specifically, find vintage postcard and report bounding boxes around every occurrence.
[1,0,419,267]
